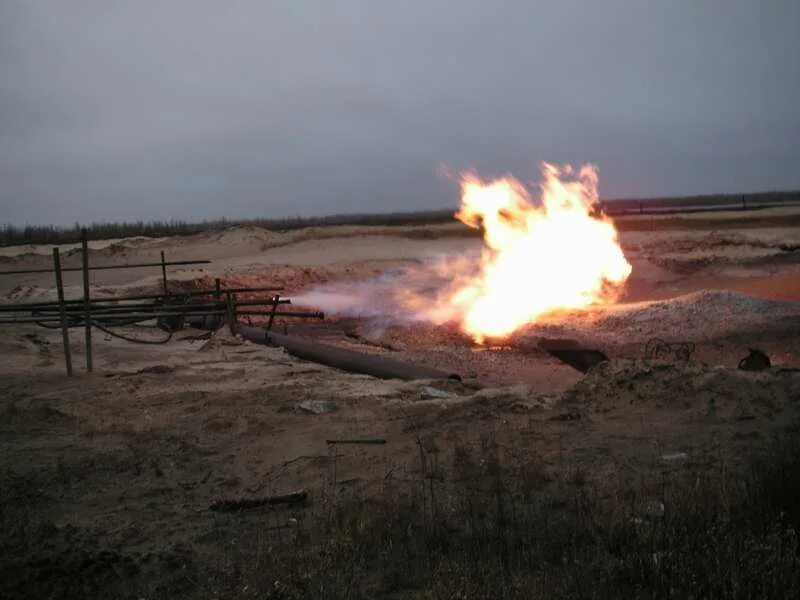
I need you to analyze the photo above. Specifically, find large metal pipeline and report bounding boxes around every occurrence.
[236,324,459,381]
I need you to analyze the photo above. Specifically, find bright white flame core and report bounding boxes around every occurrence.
[442,162,632,341]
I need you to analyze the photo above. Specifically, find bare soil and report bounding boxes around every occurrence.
[1,211,799,598]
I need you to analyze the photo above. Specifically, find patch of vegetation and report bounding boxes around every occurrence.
[2,426,799,599]
[194,429,800,600]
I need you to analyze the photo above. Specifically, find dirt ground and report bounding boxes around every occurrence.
[2,209,800,598]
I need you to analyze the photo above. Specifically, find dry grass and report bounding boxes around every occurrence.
[178,428,800,600]
[2,419,799,599]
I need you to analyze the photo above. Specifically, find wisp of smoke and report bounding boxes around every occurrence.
[292,252,481,326]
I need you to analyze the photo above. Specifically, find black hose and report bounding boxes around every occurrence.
[90,320,174,344]
[29,308,175,344]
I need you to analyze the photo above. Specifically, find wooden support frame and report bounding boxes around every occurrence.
[81,229,93,372]
[266,294,281,332]
[160,251,169,296]
[52,248,73,376]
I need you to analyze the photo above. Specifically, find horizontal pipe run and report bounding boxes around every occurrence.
[0,259,211,276]
[236,324,458,381]
[0,286,285,310]
[216,309,325,319]
[0,310,323,325]
[15,299,291,316]
[232,310,323,319]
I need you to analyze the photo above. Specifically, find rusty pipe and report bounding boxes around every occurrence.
[236,324,459,381]
[0,286,285,310]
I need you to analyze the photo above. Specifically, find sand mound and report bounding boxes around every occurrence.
[521,290,800,347]
[596,289,799,337]
[562,358,800,421]
[620,230,800,275]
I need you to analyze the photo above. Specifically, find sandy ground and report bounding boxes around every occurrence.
[2,210,800,597]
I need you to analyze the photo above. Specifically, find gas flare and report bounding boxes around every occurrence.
[294,162,632,342]
[444,162,631,341]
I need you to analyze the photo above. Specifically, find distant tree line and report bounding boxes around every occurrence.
[2,190,799,246]
[599,190,800,215]
[0,210,456,246]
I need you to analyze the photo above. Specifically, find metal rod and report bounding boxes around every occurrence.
[0,286,285,310]
[0,310,323,325]
[16,298,291,316]
[0,259,212,276]
[199,309,325,319]
[52,248,73,376]
[267,294,280,332]
[81,229,92,372]
[160,251,168,295]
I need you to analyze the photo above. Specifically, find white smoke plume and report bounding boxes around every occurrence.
[293,251,481,326]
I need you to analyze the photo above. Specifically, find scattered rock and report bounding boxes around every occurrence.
[136,364,175,375]
[538,338,609,373]
[198,328,244,351]
[295,399,337,414]
[661,452,689,463]
[507,397,553,412]
[472,384,530,402]
[738,348,771,371]
[22,333,50,346]
[549,410,581,422]
[640,500,665,518]
[420,386,453,400]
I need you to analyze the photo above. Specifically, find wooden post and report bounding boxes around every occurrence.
[160,251,168,296]
[226,292,236,335]
[81,229,93,372]
[52,248,73,376]
[212,278,222,330]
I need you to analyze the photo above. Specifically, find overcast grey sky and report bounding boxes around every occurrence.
[1,1,799,226]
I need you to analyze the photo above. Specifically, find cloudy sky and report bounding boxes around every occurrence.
[1,1,799,226]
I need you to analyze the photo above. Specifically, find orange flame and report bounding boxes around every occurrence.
[446,162,631,341]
